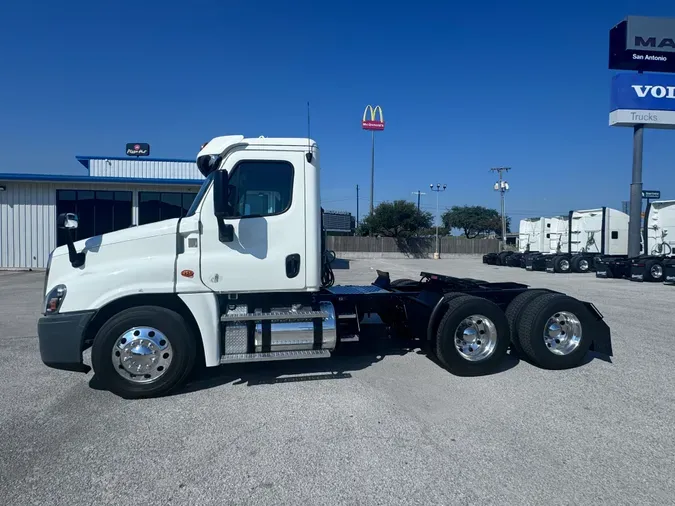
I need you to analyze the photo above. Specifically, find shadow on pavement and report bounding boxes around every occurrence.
[88,326,524,397]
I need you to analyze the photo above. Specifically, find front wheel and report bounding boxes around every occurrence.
[91,305,197,399]
[435,295,510,376]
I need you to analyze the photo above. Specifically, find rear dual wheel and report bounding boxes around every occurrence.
[435,295,510,376]
[509,292,592,369]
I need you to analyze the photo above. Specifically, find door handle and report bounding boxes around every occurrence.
[286,254,301,278]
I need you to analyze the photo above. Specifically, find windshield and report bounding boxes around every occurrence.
[185,172,215,217]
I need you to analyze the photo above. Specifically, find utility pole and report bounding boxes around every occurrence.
[356,184,360,227]
[622,200,629,214]
[490,167,511,250]
[430,183,447,259]
[411,190,426,210]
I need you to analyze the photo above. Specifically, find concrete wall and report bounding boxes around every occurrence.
[0,180,201,269]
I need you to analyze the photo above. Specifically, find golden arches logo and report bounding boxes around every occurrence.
[362,105,385,130]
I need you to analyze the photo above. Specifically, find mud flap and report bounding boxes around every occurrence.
[582,301,613,357]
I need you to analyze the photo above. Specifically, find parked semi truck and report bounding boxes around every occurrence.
[483,216,552,267]
[524,215,570,271]
[502,217,548,267]
[525,208,628,274]
[595,200,675,282]
[38,134,613,398]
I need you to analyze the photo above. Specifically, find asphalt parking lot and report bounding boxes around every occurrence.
[1,257,674,506]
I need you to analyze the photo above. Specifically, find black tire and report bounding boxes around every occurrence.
[504,289,550,357]
[497,251,511,266]
[553,255,571,273]
[516,293,592,370]
[643,259,664,282]
[91,305,197,399]
[571,255,591,273]
[435,295,510,376]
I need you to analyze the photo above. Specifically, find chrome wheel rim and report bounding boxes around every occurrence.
[112,327,173,383]
[579,259,589,271]
[543,312,582,356]
[454,314,498,362]
[651,264,663,279]
[560,259,570,271]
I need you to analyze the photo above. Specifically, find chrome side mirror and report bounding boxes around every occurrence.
[57,213,79,230]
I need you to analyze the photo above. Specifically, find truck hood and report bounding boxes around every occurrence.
[52,219,180,259]
[46,217,192,312]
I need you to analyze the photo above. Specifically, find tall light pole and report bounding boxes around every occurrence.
[412,190,426,210]
[430,183,447,259]
[490,167,511,250]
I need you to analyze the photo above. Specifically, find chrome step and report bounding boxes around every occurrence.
[221,310,329,322]
[220,349,331,364]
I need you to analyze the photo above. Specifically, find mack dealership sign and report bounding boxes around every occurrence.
[609,16,675,73]
[609,73,675,128]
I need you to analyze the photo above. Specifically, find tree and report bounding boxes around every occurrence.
[358,200,433,238]
[441,205,511,238]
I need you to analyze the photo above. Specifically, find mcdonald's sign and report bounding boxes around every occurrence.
[362,105,385,131]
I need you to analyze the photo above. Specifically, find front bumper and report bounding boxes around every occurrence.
[38,310,96,373]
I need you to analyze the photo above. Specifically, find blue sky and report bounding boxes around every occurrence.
[2,0,675,223]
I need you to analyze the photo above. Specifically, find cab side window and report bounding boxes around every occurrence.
[226,161,294,218]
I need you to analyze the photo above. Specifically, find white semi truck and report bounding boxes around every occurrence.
[596,200,675,282]
[503,216,570,269]
[38,134,612,398]
[523,208,628,274]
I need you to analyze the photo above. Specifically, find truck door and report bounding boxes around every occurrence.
[198,149,307,293]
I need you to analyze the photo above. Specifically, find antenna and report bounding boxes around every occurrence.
[306,101,313,163]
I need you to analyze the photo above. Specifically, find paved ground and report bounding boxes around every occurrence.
[1,258,674,505]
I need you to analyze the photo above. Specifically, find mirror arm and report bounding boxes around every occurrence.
[65,229,86,268]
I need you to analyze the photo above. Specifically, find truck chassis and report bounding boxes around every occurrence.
[42,269,613,398]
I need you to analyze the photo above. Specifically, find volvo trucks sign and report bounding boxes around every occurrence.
[609,16,675,73]
[609,73,675,128]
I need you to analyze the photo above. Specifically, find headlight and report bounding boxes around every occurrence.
[44,284,67,315]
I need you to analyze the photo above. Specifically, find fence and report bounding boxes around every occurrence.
[325,236,500,257]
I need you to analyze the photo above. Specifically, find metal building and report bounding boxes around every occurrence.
[0,156,204,269]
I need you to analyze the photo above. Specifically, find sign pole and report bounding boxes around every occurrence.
[370,130,375,215]
[362,104,384,216]
[628,124,644,258]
